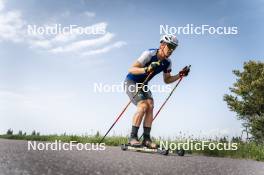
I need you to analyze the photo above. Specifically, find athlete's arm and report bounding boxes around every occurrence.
[128,50,152,75]
[163,72,181,84]
[128,61,146,75]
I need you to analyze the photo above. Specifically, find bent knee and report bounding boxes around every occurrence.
[148,103,154,110]
[147,100,154,110]
[137,102,149,112]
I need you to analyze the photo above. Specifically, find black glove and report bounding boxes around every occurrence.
[144,61,160,73]
[179,65,190,77]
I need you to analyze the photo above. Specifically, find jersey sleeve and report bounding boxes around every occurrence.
[163,59,172,73]
[137,51,151,67]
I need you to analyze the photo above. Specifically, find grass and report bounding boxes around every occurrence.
[0,133,263,161]
[0,134,127,146]
[193,142,264,161]
[160,139,264,161]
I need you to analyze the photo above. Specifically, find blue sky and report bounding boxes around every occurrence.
[0,0,263,139]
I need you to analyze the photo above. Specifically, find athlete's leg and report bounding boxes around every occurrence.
[125,79,150,145]
[129,100,149,145]
[142,99,157,148]
[133,100,149,126]
[143,99,154,127]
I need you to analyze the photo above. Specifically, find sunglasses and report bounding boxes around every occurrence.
[167,44,177,50]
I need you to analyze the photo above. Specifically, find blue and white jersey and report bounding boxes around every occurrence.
[126,49,172,83]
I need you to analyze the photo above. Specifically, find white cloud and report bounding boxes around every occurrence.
[83,11,95,18]
[0,0,4,11]
[28,39,53,49]
[0,10,25,42]
[27,22,108,50]
[49,32,114,53]
[0,1,126,56]
[52,31,77,42]
[81,41,127,56]
[51,22,107,43]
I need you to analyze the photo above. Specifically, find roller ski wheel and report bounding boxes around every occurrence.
[176,148,185,156]
[157,148,169,155]
[121,144,128,151]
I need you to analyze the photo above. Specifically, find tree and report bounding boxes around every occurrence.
[6,128,13,135]
[18,130,23,136]
[31,130,36,136]
[224,60,264,143]
[95,131,100,137]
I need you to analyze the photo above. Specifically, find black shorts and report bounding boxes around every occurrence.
[124,78,153,105]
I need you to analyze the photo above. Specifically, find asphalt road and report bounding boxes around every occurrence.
[0,139,264,175]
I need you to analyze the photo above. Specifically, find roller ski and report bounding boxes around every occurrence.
[121,136,184,156]
[121,143,169,156]
[120,142,185,156]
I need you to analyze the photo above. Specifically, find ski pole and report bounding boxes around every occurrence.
[99,71,154,144]
[138,68,188,140]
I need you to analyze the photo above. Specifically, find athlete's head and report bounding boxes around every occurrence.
[158,34,178,59]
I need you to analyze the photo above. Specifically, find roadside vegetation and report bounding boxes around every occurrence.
[1,129,263,161]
